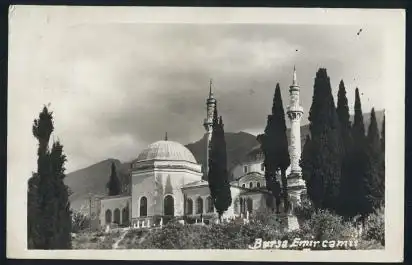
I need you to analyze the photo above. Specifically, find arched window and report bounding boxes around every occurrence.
[206,196,214,213]
[122,206,129,225]
[114,208,121,224]
[105,209,112,224]
[242,184,246,188]
[164,195,174,216]
[186,198,193,215]
[247,198,253,213]
[239,198,244,214]
[257,182,261,188]
[196,197,203,214]
[140,196,147,217]
[244,165,248,173]
[249,182,253,188]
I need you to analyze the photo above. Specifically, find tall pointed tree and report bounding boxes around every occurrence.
[336,80,353,216]
[364,108,385,211]
[27,106,72,249]
[303,68,343,211]
[49,141,72,248]
[345,88,369,217]
[107,162,121,196]
[261,83,290,213]
[381,114,385,154]
[208,105,232,219]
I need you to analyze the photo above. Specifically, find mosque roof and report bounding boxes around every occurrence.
[181,180,209,189]
[136,140,198,164]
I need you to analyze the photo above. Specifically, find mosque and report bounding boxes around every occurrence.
[89,68,306,231]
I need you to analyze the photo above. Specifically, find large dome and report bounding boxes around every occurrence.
[136,140,197,163]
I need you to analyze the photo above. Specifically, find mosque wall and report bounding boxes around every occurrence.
[231,161,265,180]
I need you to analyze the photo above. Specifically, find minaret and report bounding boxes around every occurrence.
[203,79,216,179]
[286,66,306,204]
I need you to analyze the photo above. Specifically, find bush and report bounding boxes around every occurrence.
[252,208,282,230]
[135,220,281,249]
[72,211,90,233]
[363,206,385,246]
[293,197,315,223]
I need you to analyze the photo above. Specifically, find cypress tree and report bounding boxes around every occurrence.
[347,88,369,217]
[381,114,385,154]
[107,162,121,196]
[336,80,352,151]
[27,106,72,249]
[303,68,343,211]
[49,141,72,248]
[336,80,353,217]
[261,84,290,213]
[208,105,232,219]
[364,108,385,211]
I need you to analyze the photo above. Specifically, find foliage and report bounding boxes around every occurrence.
[364,108,385,211]
[72,211,91,233]
[135,221,281,249]
[261,83,290,213]
[336,80,354,217]
[27,106,72,249]
[293,196,315,223]
[208,104,232,218]
[107,162,121,196]
[363,205,385,246]
[303,68,343,211]
[252,208,283,229]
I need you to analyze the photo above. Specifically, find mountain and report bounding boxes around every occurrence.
[65,110,384,212]
[64,159,129,213]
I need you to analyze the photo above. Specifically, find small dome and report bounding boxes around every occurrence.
[136,140,197,163]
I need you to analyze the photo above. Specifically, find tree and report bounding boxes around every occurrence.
[49,141,72,248]
[336,80,353,216]
[261,83,290,213]
[208,105,232,219]
[107,162,121,196]
[27,106,72,249]
[344,88,369,217]
[302,68,343,211]
[381,114,385,154]
[364,108,385,211]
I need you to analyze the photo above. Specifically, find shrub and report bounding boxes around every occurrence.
[293,197,315,223]
[72,211,90,233]
[252,208,282,230]
[363,206,385,246]
[135,220,281,249]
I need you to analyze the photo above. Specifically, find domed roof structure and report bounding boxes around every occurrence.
[136,140,197,163]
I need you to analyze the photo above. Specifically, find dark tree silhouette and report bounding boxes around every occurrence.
[27,106,72,249]
[107,162,121,196]
[208,105,232,219]
[302,68,343,211]
[261,83,290,213]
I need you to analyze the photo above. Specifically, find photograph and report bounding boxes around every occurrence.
[7,6,405,262]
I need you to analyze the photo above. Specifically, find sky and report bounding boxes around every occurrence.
[8,8,386,178]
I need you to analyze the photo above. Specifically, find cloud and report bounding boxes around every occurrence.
[8,18,385,178]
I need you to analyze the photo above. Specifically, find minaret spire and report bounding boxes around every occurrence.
[203,79,217,180]
[209,78,213,98]
[164,132,168,141]
[292,65,298,86]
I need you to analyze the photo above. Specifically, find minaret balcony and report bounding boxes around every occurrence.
[286,105,304,114]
